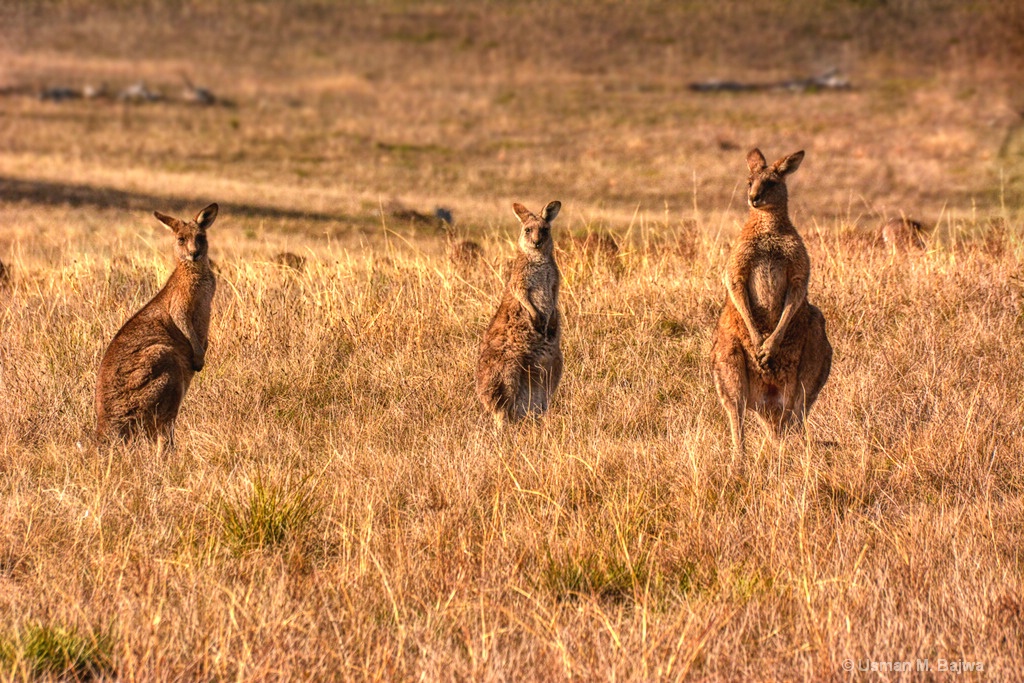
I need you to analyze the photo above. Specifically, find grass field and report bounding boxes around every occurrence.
[1,1,1024,680]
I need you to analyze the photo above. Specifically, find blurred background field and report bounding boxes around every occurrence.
[1,1,1023,680]
[2,0,1023,235]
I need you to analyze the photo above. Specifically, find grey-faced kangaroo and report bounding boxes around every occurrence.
[878,216,930,252]
[95,204,218,454]
[476,201,563,427]
[711,150,831,452]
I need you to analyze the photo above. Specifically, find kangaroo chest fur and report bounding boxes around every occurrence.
[525,261,558,312]
[163,265,216,342]
[743,232,803,330]
[747,246,787,325]
[516,255,559,328]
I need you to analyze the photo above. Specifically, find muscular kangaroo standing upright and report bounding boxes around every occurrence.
[95,204,218,454]
[476,201,563,427]
[711,150,831,453]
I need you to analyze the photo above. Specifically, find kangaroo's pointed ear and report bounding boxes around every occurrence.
[195,203,219,230]
[746,148,767,173]
[542,201,561,223]
[773,150,804,176]
[154,211,183,232]
[512,202,533,224]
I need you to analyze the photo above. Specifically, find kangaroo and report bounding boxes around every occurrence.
[447,236,485,267]
[476,201,563,426]
[878,216,930,252]
[272,251,307,271]
[95,204,219,454]
[442,222,484,268]
[568,231,622,277]
[569,232,619,260]
[711,150,831,453]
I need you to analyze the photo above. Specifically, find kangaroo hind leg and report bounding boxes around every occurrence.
[713,339,749,454]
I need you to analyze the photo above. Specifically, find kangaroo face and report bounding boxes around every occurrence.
[519,219,551,253]
[747,169,787,211]
[746,149,804,211]
[174,224,208,262]
[513,200,561,257]
[154,204,219,264]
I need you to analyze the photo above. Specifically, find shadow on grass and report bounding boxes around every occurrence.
[0,176,379,234]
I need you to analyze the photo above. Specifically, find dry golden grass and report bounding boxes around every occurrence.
[1,1,1023,680]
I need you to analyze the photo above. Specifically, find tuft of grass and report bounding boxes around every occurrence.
[541,549,642,603]
[8,623,114,680]
[540,546,699,604]
[220,476,318,555]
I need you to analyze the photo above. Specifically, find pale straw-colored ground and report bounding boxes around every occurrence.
[1,1,1022,679]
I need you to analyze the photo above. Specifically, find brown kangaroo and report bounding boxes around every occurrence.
[476,201,563,426]
[272,251,307,271]
[567,231,622,276]
[442,222,485,268]
[878,216,930,252]
[711,150,831,452]
[95,204,219,454]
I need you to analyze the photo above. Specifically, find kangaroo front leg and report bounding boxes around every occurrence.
[726,272,762,350]
[756,280,807,369]
[173,310,206,371]
[514,288,539,324]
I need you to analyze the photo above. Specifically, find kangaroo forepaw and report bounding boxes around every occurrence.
[755,342,779,371]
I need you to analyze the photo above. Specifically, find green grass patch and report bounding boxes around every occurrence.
[3,623,114,680]
[539,546,699,605]
[375,140,450,155]
[220,475,319,555]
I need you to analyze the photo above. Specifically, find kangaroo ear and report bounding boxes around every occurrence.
[195,203,219,230]
[154,211,183,232]
[512,202,533,224]
[773,150,804,176]
[746,148,767,173]
[541,201,561,223]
